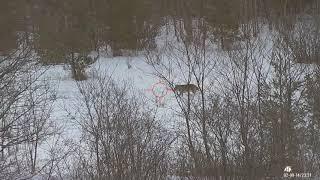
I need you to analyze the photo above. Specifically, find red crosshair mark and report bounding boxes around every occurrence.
[146,81,174,105]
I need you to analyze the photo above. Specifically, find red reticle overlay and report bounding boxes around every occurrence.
[146,81,174,104]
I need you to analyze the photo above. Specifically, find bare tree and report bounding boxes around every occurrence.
[0,42,57,179]
[69,71,175,180]
[145,14,220,177]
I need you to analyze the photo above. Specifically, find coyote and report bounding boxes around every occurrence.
[174,84,199,95]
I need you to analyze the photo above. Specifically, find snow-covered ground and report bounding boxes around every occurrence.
[38,23,267,166]
[43,52,179,146]
[31,23,319,179]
